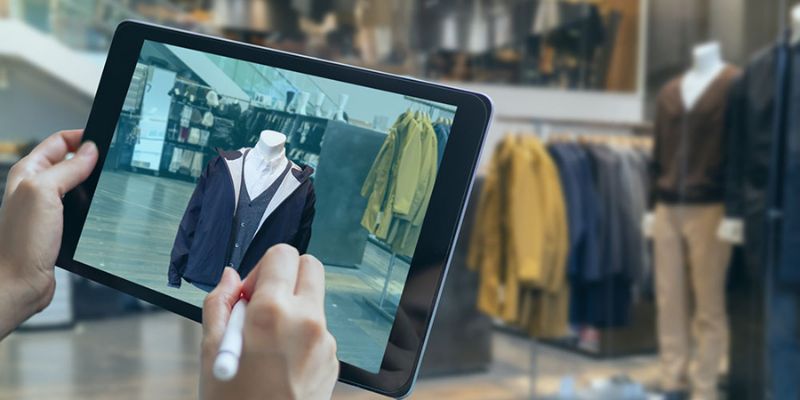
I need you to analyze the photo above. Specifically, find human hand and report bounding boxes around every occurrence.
[0,130,98,338]
[641,212,655,238]
[717,217,745,245]
[201,245,338,400]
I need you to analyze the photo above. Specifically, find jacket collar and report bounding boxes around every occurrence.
[218,147,313,232]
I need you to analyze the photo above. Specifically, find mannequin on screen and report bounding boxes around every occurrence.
[169,130,316,292]
[645,40,741,400]
[246,130,290,199]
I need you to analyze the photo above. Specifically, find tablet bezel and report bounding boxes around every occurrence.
[57,20,492,398]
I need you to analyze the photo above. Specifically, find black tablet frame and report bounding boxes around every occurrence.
[57,20,492,398]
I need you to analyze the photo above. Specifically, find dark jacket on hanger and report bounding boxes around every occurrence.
[433,122,450,165]
[547,143,600,283]
[582,144,635,327]
[168,148,316,288]
[651,65,740,207]
[724,41,800,400]
[726,43,800,284]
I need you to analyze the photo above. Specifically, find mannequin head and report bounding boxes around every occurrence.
[691,41,723,74]
[255,130,287,161]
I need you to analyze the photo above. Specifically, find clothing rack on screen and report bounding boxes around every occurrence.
[361,236,412,321]
[173,76,252,103]
[358,110,445,321]
[468,128,658,358]
[162,77,329,182]
[401,97,453,165]
[160,78,254,182]
[109,70,259,181]
[403,95,457,121]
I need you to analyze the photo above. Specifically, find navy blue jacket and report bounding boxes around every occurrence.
[168,149,315,287]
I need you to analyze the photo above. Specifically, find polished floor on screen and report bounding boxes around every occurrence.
[73,170,409,372]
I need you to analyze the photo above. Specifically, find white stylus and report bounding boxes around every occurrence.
[213,299,248,381]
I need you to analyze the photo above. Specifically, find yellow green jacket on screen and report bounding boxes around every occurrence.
[361,112,439,257]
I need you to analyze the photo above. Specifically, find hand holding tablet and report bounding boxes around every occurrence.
[57,21,491,397]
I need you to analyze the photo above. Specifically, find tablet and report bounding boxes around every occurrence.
[58,20,491,398]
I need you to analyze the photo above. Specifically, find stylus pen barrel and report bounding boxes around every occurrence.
[213,299,248,380]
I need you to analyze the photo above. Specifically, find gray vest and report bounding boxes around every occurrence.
[226,150,292,270]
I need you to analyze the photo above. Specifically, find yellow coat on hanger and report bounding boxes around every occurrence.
[468,135,570,338]
[361,112,414,235]
[361,112,439,256]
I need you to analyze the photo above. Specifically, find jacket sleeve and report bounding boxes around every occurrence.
[168,162,210,287]
[544,153,569,294]
[393,123,423,215]
[292,184,317,254]
[723,75,747,219]
[512,140,545,286]
[361,136,388,196]
[410,124,439,225]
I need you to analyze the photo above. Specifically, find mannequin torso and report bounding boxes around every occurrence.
[245,130,290,198]
[644,41,742,242]
[680,42,726,111]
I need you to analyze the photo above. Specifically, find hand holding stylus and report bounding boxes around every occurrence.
[200,245,339,400]
[213,299,247,381]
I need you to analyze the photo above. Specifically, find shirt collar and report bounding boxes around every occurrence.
[252,148,287,174]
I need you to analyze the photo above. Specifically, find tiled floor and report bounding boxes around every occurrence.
[72,170,409,372]
[0,312,662,400]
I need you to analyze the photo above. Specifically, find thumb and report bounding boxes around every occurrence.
[38,141,98,196]
[203,268,243,340]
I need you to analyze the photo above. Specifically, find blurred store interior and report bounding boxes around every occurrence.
[1,0,799,399]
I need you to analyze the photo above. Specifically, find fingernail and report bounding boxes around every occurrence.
[222,267,236,281]
[77,141,97,158]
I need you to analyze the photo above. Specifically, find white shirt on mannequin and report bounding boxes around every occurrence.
[244,130,289,198]
[680,42,726,111]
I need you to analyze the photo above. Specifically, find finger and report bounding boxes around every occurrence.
[295,254,325,309]
[242,244,300,300]
[36,141,98,196]
[28,130,84,166]
[5,130,85,198]
[202,267,243,341]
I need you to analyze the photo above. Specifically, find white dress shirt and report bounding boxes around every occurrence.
[243,149,289,199]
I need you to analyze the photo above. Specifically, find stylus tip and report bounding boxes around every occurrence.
[213,353,239,381]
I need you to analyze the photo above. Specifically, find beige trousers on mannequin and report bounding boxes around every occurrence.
[653,204,732,400]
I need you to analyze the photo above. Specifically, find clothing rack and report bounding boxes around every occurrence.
[544,131,653,148]
[177,72,341,113]
[404,96,457,120]
[472,132,657,358]
[362,236,411,321]
[174,76,252,104]
[495,114,653,137]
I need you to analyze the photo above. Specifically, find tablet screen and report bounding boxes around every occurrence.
[73,39,455,373]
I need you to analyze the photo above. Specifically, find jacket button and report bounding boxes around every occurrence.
[241,222,245,227]
[234,243,240,248]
